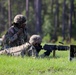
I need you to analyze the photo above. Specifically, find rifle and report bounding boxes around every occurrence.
[43,44,69,51]
[42,43,76,61]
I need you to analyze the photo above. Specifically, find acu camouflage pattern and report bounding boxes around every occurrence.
[0,42,37,57]
[14,14,26,24]
[29,35,42,44]
[2,26,28,49]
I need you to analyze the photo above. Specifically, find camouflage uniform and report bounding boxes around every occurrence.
[2,14,28,49]
[0,43,37,57]
[29,35,52,57]
[21,35,42,57]
[20,34,51,57]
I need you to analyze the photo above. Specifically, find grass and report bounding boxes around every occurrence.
[0,50,76,75]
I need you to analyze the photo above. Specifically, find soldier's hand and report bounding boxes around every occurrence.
[17,28,23,35]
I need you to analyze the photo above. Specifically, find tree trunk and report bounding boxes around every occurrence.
[73,3,76,22]
[26,0,29,21]
[50,0,54,15]
[34,0,42,34]
[62,0,66,41]
[8,0,12,27]
[68,0,74,42]
[52,0,59,42]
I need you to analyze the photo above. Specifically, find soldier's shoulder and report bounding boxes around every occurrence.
[23,42,31,48]
[8,26,15,33]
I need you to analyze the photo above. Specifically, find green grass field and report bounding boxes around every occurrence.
[0,50,76,75]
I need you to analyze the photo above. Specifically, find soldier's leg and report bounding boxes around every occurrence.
[21,50,26,57]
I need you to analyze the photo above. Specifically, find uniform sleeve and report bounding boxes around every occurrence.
[9,34,18,42]
[24,28,29,42]
[8,27,18,43]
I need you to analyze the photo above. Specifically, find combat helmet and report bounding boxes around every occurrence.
[29,35,42,45]
[14,14,26,25]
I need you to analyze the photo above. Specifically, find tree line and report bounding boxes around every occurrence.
[0,0,76,42]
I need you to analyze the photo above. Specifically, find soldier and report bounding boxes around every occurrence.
[21,34,42,57]
[2,14,29,49]
[21,34,52,57]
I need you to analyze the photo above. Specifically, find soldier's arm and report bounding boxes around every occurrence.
[7,28,18,43]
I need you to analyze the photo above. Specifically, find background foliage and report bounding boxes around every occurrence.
[0,0,76,43]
